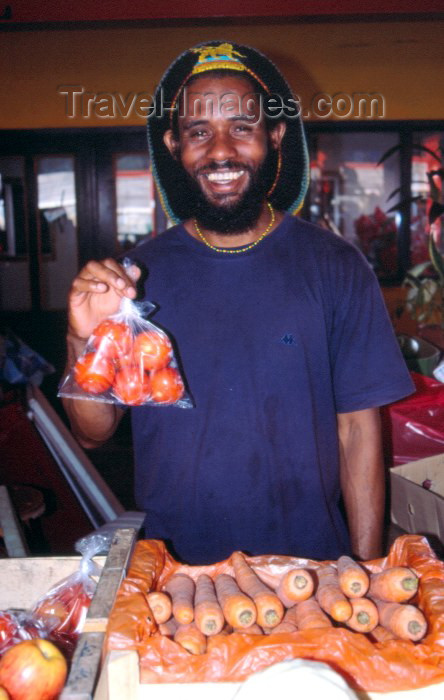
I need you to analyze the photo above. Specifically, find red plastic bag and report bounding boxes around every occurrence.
[382,372,444,466]
[105,536,444,692]
[58,259,193,408]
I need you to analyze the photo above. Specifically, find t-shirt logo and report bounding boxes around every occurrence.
[280,333,296,346]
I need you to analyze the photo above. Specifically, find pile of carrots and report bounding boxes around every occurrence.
[145,552,427,655]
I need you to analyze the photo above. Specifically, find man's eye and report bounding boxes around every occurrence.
[233,124,253,133]
[189,129,208,139]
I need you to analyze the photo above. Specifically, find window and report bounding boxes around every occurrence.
[34,156,79,310]
[114,153,154,251]
[0,157,31,310]
[0,129,163,312]
[0,157,27,259]
[410,132,444,266]
[305,122,444,283]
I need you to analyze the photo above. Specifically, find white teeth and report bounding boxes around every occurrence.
[206,171,244,182]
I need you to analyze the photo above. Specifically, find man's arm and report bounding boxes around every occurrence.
[337,407,385,560]
[62,258,140,449]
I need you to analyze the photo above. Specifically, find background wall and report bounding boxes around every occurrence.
[1,18,443,129]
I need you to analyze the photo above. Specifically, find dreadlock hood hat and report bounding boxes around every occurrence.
[147,40,309,223]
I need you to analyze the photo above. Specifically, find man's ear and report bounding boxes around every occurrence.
[269,120,286,150]
[164,129,180,159]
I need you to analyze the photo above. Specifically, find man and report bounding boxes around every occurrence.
[64,41,414,565]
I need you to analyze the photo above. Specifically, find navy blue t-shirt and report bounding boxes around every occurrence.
[129,214,413,565]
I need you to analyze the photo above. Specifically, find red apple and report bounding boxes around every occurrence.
[0,639,67,700]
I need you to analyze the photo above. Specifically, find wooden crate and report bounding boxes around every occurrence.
[4,528,441,700]
[92,651,444,700]
[0,528,138,700]
[91,538,444,700]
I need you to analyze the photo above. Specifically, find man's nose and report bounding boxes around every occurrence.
[206,130,237,162]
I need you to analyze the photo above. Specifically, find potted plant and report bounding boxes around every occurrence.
[380,146,444,314]
[379,143,444,365]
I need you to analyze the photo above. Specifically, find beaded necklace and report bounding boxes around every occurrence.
[193,202,275,254]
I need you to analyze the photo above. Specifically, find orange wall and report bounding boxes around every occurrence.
[1,19,443,129]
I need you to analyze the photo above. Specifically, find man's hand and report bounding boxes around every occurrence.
[68,258,141,341]
[337,407,385,561]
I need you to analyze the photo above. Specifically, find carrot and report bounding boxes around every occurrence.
[369,567,419,603]
[315,565,352,622]
[251,567,280,590]
[271,605,299,634]
[194,574,225,636]
[294,597,332,630]
[345,597,379,633]
[214,573,257,628]
[368,624,396,643]
[233,623,264,635]
[174,622,207,654]
[337,556,369,598]
[158,617,179,637]
[146,591,172,624]
[231,551,284,627]
[267,620,297,634]
[373,599,427,641]
[164,573,195,625]
[277,569,315,607]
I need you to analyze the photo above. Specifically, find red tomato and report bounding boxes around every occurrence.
[0,613,17,653]
[57,581,83,606]
[33,598,69,632]
[62,593,91,635]
[74,352,115,394]
[133,330,172,371]
[114,350,136,372]
[150,367,184,404]
[51,584,91,634]
[112,365,151,405]
[91,320,133,358]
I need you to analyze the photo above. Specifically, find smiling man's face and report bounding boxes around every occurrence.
[163,73,285,233]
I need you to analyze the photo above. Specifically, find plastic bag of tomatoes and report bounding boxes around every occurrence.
[58,265,193,409]
[26,532,108,659]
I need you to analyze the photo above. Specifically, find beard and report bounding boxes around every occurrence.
[180,148,276,234]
